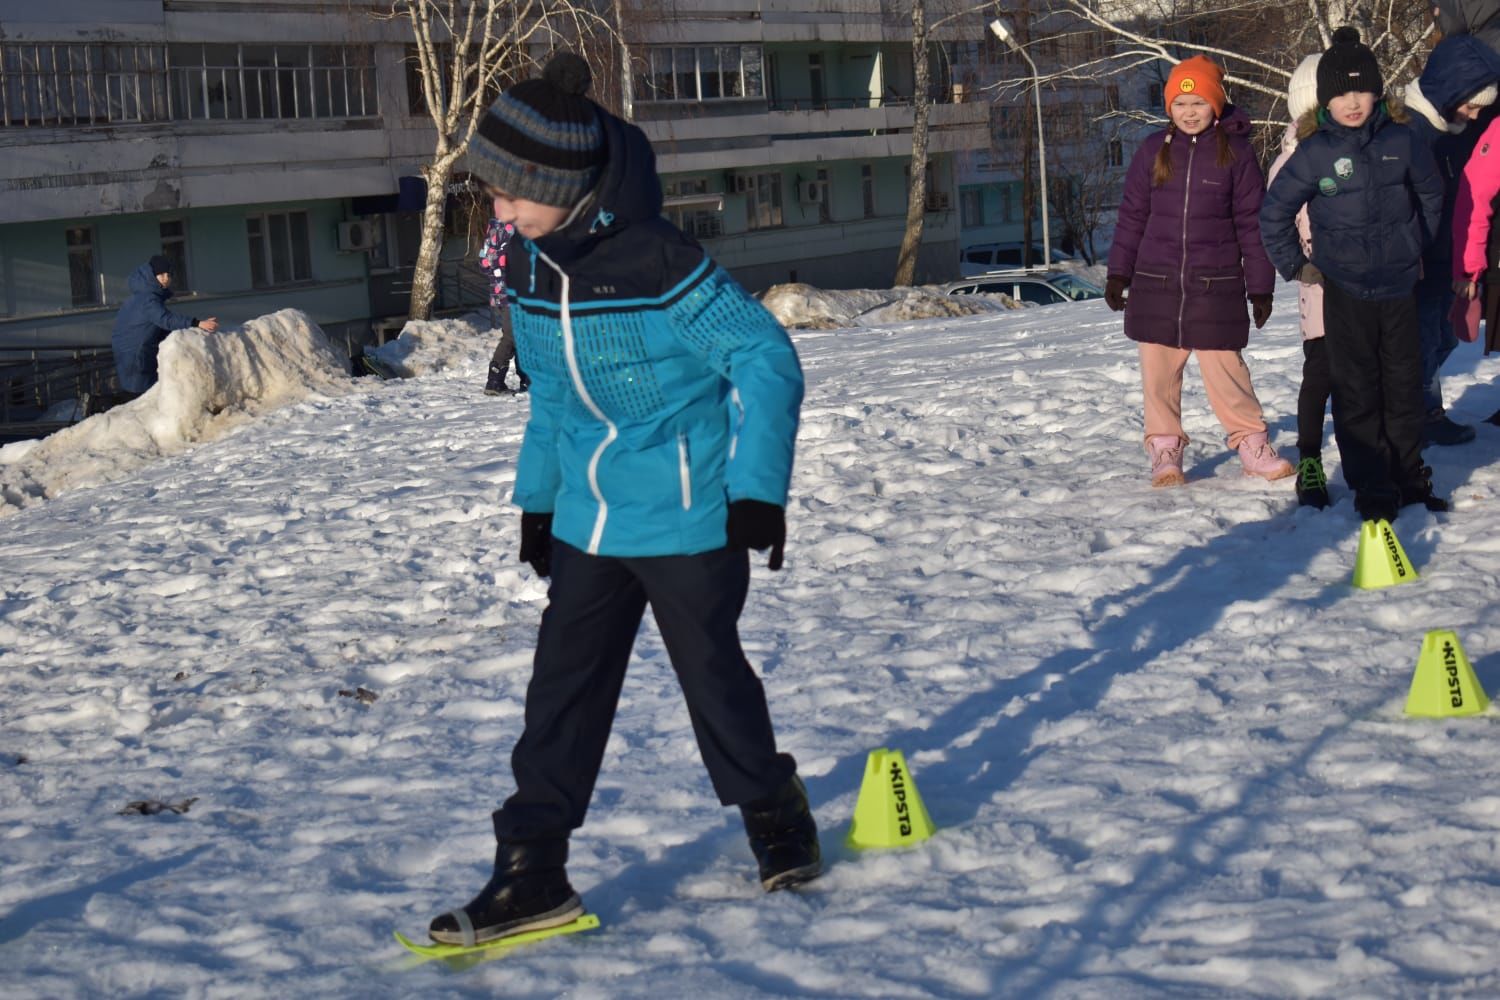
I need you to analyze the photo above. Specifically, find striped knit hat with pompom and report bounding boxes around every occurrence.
[465,52,606,208]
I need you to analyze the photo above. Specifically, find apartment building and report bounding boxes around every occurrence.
[1,0,991,362]
[628,0,990,290]
[951,10,1152,265]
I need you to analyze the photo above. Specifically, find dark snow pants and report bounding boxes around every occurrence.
[487,305,527,386]
[1296,337,1332,458]
[1321,279,1425,498]
[493,540,796,843]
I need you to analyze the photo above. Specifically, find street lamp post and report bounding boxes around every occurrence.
[989,17,1050,270]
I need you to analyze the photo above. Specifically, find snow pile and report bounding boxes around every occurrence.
[0,308,350,517]
[760,282,1009,329]
[364,312,495,378]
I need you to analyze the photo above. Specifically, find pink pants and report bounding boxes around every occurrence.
[1138,343,1267,449]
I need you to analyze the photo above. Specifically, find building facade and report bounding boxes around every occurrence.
[0,0,991,360]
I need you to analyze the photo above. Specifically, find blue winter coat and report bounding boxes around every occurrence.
[110,263,198,393]
[506,104,804,558]
[1408,35,1500,287]
[1261,104,1444,300]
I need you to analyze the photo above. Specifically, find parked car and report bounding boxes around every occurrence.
[960,242,1074,276]
[943,272,1104,307]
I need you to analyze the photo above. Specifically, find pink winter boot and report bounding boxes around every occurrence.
[1236,431,1294,480]
[1147,434,1185,487]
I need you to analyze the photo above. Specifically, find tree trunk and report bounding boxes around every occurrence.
[893,0,930,287]
[409,157,456,321]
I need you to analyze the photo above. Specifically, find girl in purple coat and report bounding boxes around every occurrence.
[1106,55,1293,487]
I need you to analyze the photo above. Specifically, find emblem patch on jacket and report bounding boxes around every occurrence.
[1318,177,1339,196]
[1334,157,1354,179]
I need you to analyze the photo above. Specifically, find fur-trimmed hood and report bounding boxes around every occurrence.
[1295,96,1408,141]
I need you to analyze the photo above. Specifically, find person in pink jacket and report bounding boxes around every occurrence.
[1267,54,1333,508]
[1452,113,1500,426]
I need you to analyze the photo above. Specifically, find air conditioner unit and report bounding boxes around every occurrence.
[337,219,380,252]
[797,180,828,205]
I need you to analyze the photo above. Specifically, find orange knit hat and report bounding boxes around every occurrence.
[1164,55,1227,118]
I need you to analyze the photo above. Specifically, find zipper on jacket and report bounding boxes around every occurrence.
[1177,134,1197,347]
[677,433,692,510]
[534,244,618,554]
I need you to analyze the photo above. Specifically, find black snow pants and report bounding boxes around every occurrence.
[493,539,796,843]
[1321,278,1425,500]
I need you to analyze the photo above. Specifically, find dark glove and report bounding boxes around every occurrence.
[1250,294,1273,330]
[726,499,786,571]
[1104,276,1129,312]
[519,512,553,578]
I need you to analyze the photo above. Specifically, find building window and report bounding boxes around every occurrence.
[960,189,984,227]
[861,164,875,218]
[732,173,783,230]
[816,167,831,224]
[1,42,374,127]
[635,45,763,102]
[664,178,723,239]
[66,226,100,306]
[1145,81,1162,110]
[160,219,191,292]
[2,43,169,127]
[999,185,1013,222]
[1108,138,1124,167]
[247,211,311,288]
[808,52,824,105]
[172,44,376,121]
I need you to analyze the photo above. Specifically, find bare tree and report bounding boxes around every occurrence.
[893,0,1001,286]
[377,0,614,321]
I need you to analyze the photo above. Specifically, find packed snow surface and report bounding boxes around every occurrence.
[5,286,1500,998]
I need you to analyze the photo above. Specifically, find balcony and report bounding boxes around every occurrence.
[642,94,989,173]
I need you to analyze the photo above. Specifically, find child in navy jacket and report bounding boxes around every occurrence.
[1261,28,1447,521]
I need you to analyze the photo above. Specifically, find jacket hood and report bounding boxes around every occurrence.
[1280,120,1299,155]
[1403,79,1463,134]
[127,262,172,300]
[1217,104,1252,137]
[1298,97,1407,141]
[1418,33,1500,120]
[533,103,662,262]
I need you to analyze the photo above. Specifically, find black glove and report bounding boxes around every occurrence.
[519,511,553,578]
[1250,294,1273,330]
[726,499,786,571]
[1104,276,1129,312]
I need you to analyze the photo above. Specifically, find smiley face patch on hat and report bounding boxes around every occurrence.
[1180,78,1196,94]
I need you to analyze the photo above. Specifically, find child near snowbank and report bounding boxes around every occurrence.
[1105,55,1292,488]
[1261,28,1448,522]
[424,53,819,949]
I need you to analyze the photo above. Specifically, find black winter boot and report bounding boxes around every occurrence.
[483,364,509,396]
[741,776,822,891]
[1399,465,1450,513]
[428,839,583,946]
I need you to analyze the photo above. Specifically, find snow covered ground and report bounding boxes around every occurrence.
[5,286,1500,998]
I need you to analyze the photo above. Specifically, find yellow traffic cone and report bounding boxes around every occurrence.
[1352,519,1419,589]
[846,748,935,850]
[1405,630,1490,717]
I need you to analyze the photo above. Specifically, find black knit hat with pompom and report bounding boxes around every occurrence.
[1317,26,1384,108]
[465,52,606,207]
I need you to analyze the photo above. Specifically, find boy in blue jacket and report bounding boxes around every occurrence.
[426,53,819,948]
[1261,28,1447,522]
[110,255,218,395]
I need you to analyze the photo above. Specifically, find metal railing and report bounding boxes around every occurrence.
[0,345,116,441]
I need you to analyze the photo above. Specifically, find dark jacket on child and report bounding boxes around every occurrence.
[1261,103,1444,300]
[110,262,200,393]
[1106,106,1275,352]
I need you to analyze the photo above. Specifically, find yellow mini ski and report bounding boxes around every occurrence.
[394,913,600,960]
